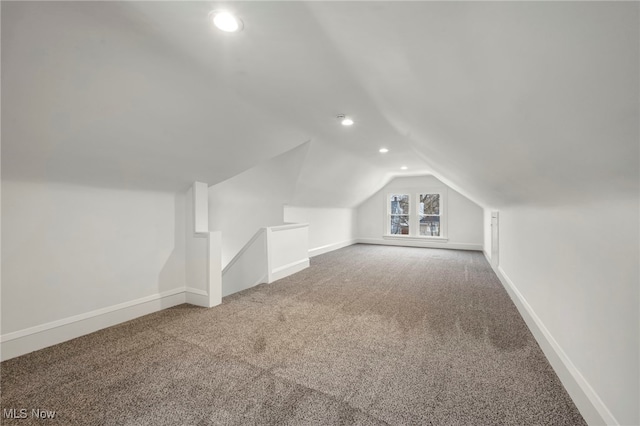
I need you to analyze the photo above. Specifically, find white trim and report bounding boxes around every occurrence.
[271,258,309,274]
[192,182,209,235]
[383,234,448,242]
[269,222,309,232]
[266,227,274,281]
[493,265,618,426]
[222,228,266,274]
[490,211,499,268]
[253,275,268,289]
[268,258,310,283]
[0,288,187,361]
[1,287,185,343]
[185,286,209,307]
[308,239,356,257]
[386,188,448,239]
[221,231,268,297]
[185,287,207,296]
[185,289,209,307]
[207,231,222,308]
[357,238,481,251]
[265,224,310,283]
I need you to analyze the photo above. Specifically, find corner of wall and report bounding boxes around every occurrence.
[0,289,187,362]
[490,261,617,426]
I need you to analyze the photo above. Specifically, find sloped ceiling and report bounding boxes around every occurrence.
[2,2,637,208]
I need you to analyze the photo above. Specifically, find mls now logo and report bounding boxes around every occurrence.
[3,408,56,419]
[3,408,27,419]
[31,409,57,419]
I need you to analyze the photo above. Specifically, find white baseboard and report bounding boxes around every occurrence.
[309,239,356,258]
[493,265,617,426]
[1,288,187,361]
[252,275,267,289]
[185,287,209,307]
[268,258,309,283]
[357,238,482,251]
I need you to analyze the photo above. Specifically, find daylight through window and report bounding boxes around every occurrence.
[389,194,410,235]
[419,193,440,236]
[386,191,445,238]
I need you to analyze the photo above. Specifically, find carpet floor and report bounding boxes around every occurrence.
[1,244,586,425]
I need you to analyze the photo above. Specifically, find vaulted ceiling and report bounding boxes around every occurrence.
[2,2,638,208]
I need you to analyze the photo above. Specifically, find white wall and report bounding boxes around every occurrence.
[1,180,186,334]
[208,144,307,269]
[290,140,399,209]
[495,195,639,426]
[483,208,493,259]
[184,184,222,307]
[356,175,483,250]
[184,186,209,294]
[222,230,267,297]
[283,206,356,256]
[267,224,310,282]
[192,182,209,234]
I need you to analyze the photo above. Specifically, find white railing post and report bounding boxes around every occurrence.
[207,231,222,307]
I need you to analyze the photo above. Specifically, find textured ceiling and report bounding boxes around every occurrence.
[2,2,638,208]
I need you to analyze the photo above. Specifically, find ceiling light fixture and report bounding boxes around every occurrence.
[211,11,243,32]
[337,114,354,126]
[379,148,389,153]
[401,166,408,170]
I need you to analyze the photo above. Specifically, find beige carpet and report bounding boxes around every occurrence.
[1,244,586,425]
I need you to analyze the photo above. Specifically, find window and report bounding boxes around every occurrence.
[419,193,440,236]
[385,189,447,239]
[389,194,410,235]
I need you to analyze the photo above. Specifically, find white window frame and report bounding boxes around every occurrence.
[387,193,411,236]
[384,188,448,241]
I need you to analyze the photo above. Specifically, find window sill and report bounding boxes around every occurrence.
[383,235,448,242]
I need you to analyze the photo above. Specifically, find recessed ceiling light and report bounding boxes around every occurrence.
[401,166,408,170]
[211,11,243,32]
[337,114,354,126]
[379,148,389,153]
